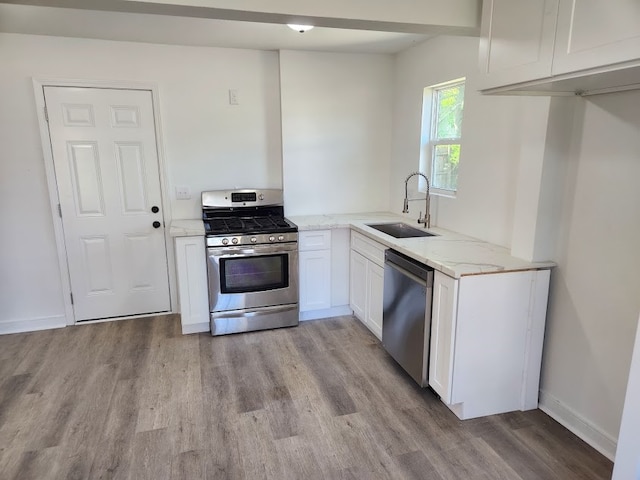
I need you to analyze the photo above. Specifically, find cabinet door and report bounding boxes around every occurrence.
[349,250,367,321]
[330,228,351,308]
[428,271,458,403]
[299,250,331,312]
[174,236,209,334]
[366,262,384,340]
[478,0,559,90]
[553,0,640,75]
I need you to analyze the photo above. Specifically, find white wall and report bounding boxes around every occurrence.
[614,315,640,479]
[539,91,640,457]
[0,33,281,331]
[280,50,393,216]
[510,96,577,262]
[391,35,531,248]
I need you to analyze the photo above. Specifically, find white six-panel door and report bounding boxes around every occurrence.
[44,86,170,321]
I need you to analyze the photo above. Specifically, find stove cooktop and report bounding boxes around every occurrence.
[201,188,297,237]
[203,216,297,236]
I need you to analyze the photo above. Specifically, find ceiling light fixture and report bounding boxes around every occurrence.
[287,24,314,33]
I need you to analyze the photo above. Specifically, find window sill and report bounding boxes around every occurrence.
[419,188,457,199]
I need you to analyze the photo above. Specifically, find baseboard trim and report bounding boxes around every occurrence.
[539,389,617,461]
[181,322,210,335]
[300,305,352,322]
[0,315,66,335]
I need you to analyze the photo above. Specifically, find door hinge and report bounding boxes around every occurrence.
[44,106,49,123]
[70,292,74,305]
[57,203,62,218]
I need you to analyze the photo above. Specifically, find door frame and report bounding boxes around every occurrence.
[32,77,177,326]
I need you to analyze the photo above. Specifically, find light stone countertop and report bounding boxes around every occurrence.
[169,213,555,278]
[288,212,555,278]
[169,219,205,237]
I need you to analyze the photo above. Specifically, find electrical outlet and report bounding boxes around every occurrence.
[229,89,239,105]
[175,186,191,200]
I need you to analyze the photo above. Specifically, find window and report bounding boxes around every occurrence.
[419,79,465,195]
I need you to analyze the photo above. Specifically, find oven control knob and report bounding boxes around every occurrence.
[259,194,264,201]
[221,238,229,245]
[250,237,257,243]
[278,235,285,241]
[269,236,275,242]
[231,238,239,244]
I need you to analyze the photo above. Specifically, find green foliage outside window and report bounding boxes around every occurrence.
[432,82,464,192]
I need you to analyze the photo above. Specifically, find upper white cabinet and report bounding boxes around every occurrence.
[553,0,640,75]
[478,0,559,91]
[479,0,640,94]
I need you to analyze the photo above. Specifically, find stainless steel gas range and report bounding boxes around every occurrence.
[202,189,299,336]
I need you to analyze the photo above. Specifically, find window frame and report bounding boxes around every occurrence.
[419,78,465,198]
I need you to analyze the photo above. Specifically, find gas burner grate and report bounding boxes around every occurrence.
[204,215,295,235]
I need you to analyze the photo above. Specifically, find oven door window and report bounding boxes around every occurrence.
[219,254,289,294]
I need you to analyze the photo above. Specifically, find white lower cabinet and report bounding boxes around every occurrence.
[365,262,384,338]
[174,236,210,334]
[429,269,551,420]
[349,231,385,339]
[429,271,459,404]
[349,250,367,320]
[299,230,332,312]
[299,249,331,311]
[298,229,351,320]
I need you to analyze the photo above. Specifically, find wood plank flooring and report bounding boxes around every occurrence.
[0,315,613,479]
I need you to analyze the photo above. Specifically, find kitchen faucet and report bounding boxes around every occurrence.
[402,172,430,228]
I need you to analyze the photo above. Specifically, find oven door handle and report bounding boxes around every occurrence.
[211,304,298,319]
[208,242,298,256]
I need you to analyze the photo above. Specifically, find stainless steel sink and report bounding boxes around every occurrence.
[366,223,438,238]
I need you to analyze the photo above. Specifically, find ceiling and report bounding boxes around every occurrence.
[0,3,460,54]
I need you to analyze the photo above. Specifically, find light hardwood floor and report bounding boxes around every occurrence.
[0,315,613,479]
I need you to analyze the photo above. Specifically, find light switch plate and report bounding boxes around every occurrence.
[175,186,191,200]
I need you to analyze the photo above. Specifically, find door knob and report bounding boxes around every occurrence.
[153,221,161,229]
[151,206,159,213]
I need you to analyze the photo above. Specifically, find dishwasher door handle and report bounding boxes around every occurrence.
[385,260,428,287]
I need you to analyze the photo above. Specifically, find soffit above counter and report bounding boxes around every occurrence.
[1,0,481,35]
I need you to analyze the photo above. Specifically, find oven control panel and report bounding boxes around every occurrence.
[207,232,298,247]
[202,189,282,208]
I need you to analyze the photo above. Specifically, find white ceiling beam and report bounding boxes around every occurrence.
[0,0,481,35]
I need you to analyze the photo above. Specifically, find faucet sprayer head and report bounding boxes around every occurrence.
[403,171,430,226]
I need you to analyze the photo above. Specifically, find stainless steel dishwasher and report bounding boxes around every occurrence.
[382,249,434,387]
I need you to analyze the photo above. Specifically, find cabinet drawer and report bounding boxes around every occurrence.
[299,230,332,251]
[351,231,385,266]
